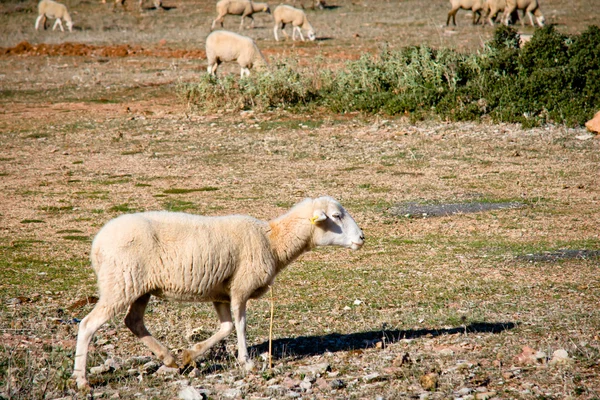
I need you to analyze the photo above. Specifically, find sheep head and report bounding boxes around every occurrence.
[307,30,316,41]
[310,197,364,250]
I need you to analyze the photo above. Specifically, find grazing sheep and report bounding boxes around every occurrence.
[212,0,271,30]
[35,0,73,32]
[273,4,315,41]
[112,0,162,11]
[503,0,544,27]
[205,30,267,78]
[72,197,365,390]
[446,0,487,26]
[293,0,325,9]
[482,0,505,26]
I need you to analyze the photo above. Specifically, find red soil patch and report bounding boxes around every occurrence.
[0,40,206,58]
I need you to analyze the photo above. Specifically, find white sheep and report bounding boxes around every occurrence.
[211,0,271,30]
[293,0,325,9]
[446,0,487,26]
[71,196,364,390]
[112,0,162,11]
[35,0,73,32]
[273,4,315,41]
[205,30,268,78]
[482,0,505,26]
[503,0,544,27]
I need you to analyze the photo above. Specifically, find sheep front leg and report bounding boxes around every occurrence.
[35,15,44,30]
[182,302,234,365]
[231,299,254,370]
[53,18,64,32]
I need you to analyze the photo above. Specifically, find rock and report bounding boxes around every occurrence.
[419,372,438,391]
[267,385,286,396]
[363,372,385,383]
[585,110,600,133]
[330,379,346,389]
[549,349,573,365]
[286,391,301,398]
[188,368,202,378]
[142,361,161,374]
[222,388,242,398]
[90,364,111,375]
[104,358,121,370]
[475,391,496,400]
[299,379,312,391]
[178,386,206,400]
[282,377,300,389]
[156,365,179,375]
[297,363,330,377]
[456,387,472,396]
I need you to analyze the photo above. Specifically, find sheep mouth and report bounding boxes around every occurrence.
[350,242,364,250]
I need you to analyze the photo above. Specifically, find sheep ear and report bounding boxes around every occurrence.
[310,210,327,225]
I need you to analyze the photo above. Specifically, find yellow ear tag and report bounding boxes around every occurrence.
[310,216,319,225]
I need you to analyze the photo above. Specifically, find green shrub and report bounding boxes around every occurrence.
[179,25,600,127]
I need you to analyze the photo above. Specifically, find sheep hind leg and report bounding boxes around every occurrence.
[124,293,177,368]
[182,302,233,366]
[72,300,123,390]
[35,15,43,30]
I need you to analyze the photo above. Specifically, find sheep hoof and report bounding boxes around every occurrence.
[243,360,256,372]
[70,376,91,392]
[162,354,179,368]
[181,350,196,366]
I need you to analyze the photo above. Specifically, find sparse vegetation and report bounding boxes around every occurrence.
[1,0,599,398]
[182,25,600,127]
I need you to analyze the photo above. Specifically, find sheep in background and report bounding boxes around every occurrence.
[293,0,325,9]
[273,4,316,41]
[483,0,505,25]
[205,30,268,78]
[71,197,364,390]
[35,0,73,32]
[212,0,271,30]
[446,0,487,26]
[112,0,162,11]
[503,0,544,27]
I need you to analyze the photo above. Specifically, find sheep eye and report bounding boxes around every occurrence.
[331,213,341,220]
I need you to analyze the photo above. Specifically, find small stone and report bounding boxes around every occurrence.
[282,377,300,389]
[330,379,345,389]
[178,386,205,400]
[457,387,472,396]
[363,372,385,383]
[267,385,286,396]
[286,391,301,398]
[475,391,496,400]
[222,388,242,398]
[299,380,312,391]
[104,358,121,370]
[142,361,161,374]
[297,363,330,377]
[188,368,202,378]
[90,364,110,375]
[549,349,573,365]
[156,365,179,375]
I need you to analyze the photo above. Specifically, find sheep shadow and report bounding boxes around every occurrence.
[315,37,334,41]
[249,321,516,360]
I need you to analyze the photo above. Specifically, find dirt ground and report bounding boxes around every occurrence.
[1,0,599,399]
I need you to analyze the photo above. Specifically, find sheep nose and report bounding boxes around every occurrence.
[360,234,365,241]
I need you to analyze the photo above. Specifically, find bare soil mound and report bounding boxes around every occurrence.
[0,40,206,58]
